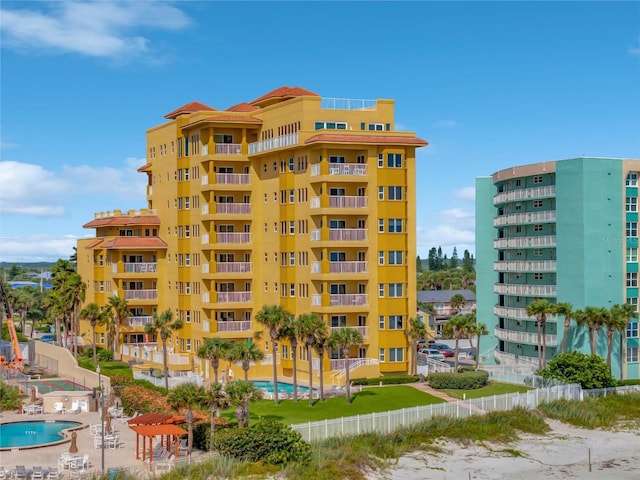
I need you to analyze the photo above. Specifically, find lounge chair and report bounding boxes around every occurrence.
[48,467,60,480]
[14,466,31,480]
[69,458,86,478]
[178,438,188,456]
[31,466,45,480]
[53,402,66,414]
[0,467,9,480]
[69,401,81,414]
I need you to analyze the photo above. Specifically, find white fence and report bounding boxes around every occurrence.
[291,384,581,442]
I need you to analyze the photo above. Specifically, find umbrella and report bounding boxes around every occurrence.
[108,390,115,407]
[69,431,79,453]
[105,410,112,435]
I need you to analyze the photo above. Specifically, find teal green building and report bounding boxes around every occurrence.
[476,157,640,379]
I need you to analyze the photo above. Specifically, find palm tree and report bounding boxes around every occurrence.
[107,296,129,360]
[552,302,574,353]
[51,260,84,355]
[313,324,330,401]
[405,317,428,376]
[144,309,183,390]
[583,306,608,355]
[225,380,262,428]
[612,303,638,380]
[604,306,627,371]
[166,383,203,455]
[449,293,466,315]
[202,382,231,451]
[13,287,37,335]
[297,313,326,406]
[197,337,233,385]
[79,303,103,366]
[328,328,363,404]
[473,321,489,370]
[43,290,65,346]
[526,299,552,370]
[443,314,471,371]
[255,305,291,405]
[230,340,264,381]
[278,315,301,401]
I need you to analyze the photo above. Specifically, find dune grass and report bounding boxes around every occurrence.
[441,382,532,400]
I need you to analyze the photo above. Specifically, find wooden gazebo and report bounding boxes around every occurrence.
[127,413,186,462]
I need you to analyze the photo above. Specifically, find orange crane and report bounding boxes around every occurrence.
[0,277,24,372]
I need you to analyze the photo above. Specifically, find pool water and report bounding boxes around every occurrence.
[0,420,81,449]
[251,380,315,394]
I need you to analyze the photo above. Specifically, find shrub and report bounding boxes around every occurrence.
[213,418,312,465]
[98,349,114,362]
[618,379,640,386]
[351,375,420,386]
[0,383,22,411]
[193,418,232,451]
[539,352,616,389]
[119,383,171,415]
[427,370,489,389]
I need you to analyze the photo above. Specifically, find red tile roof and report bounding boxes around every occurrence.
[128,413,174,425]
[226,102,260,112]
[83,216,161,228]
[305,134,429,147]
[250,86,319,107]
[137,163,152,172]
[84,239,104,249]
[181,115,262,129]
[101,237,168,249]
[164,101,216,119]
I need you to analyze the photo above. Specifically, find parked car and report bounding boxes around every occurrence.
[39,334,55,343]
[416,339,436,350]
[430,343,455,357]
[418,348,445,361]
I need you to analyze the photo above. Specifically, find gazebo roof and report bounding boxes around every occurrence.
[127,413,173,425]
[129,424,186,437]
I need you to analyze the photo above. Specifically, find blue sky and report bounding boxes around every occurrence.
[1,1,639,263]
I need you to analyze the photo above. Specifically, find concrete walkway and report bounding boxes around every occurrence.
[409,382,460,402]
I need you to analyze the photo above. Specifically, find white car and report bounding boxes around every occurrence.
[418,348,445,361]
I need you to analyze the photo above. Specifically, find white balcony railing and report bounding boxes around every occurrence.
[330,261,368,273]
[126,316,153,327]
[216,232,252,244]
[493,306,534,320]
[493,260,557,272]
[329,228,367,241]
[330,294,368,306]
[493,210,557,227]
[215,143,242,155]
[321,97,377,111]
[217,320,252,332]
[494,327,557,346]
[123,290,157,300]
[493,235,556,249]
[216,291,252,303]
[215,203,251,214]
[493,350,539,367]
[216,173,250,185]
[329,164,368,176]
[329,196,368,208]
[123,262,157,273]
[330,326,369,337]
[493,283,557,297]
[493,185,556,205]
[248,132,298,154]
[201,174,208,185]
[216,262,251,274]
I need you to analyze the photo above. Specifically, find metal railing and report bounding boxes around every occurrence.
[248,132,298,154]
[215,143,242,155]
[493,210,556,227]
[493,185,556,205]
[217,320,252,332]
[215,262,251,273]
[215,203,251,215]
[123,289,157,300]
[494,327,557,346]
[126,316,153,327]
[123,263,157,273]
[321,97,377,111]
[493,260,556,272]
[493,283,557,297]
[216,173,250,185]
[494,235,556,249]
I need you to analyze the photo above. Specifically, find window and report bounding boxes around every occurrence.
[388,283,403,297]
[289,158,294,171]
[389,348,404,362]
[290,283,295,297]
[627,247,638,262]
[533,249,543,256]
[627,197,638,212]
[378,284,385,297]
[378,154,383,167]
[532,175,543,184]
[627,222,638,237]
[378,186,384,200]
[379,316,385,329]
[388,315,403,329]
[387,153,402,168]
[368,123,383,131]
[533,273,543,280]
[533,200,543,208]
[533,224,543,232]
[315,121,347,130]
[289,189,295,203]
[627,297,638,311]
[627,272,638,287]
[388,251,403,265]
[388,219,403,233]
[289,252,295,265]
[627,321,639,338]
[379,348,385,362]
[388,186,402,200]
[289,221,295,234]
[378,251,384,265]
[627,347,638,362]
[627,173,638,186]
[378,219,384,233]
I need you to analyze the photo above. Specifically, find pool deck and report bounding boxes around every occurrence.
[0,409,212,477]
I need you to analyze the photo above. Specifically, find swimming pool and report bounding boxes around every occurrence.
[251,380,315,394]
[0,420,82,449]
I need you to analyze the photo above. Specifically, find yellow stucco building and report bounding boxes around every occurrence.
[77,86,427,388]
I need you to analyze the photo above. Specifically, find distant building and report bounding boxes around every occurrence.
[417,289,476,335]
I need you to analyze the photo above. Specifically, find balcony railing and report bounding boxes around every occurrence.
[124,289,157,300]
[215,143,242,155]
[493,305,554,320]
[122,262,157,273]
[493,235,556,249]
[493,186,556,205]
[248,132,298,154]
[330,261,368,273]
[311,196,368,209]
[216,173,250,185]
[493,210,557,227]
[126,316,153,327]
[216,232,252,244]
[330,229,367,241]
[494,327,557,346]
[493,283,557,297]
[493,350,539,367]
[321,97,377,111]
[330,326,369,337]
[216,291,252,303]
[217,320,252,332]
[330,294,368,306]
[310,164,368,176]
[494,260,557,272]
[216,203,251,214]
[216,262,251,273]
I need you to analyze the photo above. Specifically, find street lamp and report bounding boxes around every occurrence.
[97,364,105,473]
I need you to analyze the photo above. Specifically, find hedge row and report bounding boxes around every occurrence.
[351,375,420,386]
[427,370,489,389]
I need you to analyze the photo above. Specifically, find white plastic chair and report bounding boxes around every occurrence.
[48,467,60,480]
[31,466,44,480]
[53,402,66,414]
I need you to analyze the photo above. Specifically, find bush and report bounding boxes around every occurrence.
[0,383,22,411]
[213,418,312,465]
[539,352,616,389]
[351,375,420,386]
[119,383,171,415]
[98,349,114,362]
[193,418,232,451]
[427,370,489,389]
[618,379,640,386]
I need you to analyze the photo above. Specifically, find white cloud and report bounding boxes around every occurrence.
[0,234,80,263]
[417,208,476,256]
[433,119,458,128]
[63,157,147,200]
[630,37,640,56]
[452,186,475,202]
[0,1,190,59]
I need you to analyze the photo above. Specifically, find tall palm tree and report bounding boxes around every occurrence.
[552,302,574,353]
[328,328,363,404]
[51,259,83,354]
[79,303,104,366]
[13,287,37,335]
[197,337,233,385]
[144,309,183,390]
[225,380,262,428]
[230,340,264,381]
[449,293,466,315]
[583,306,608,355]
[525,299,552,370]
[202,382,231,451]
[166,383,203,455]
[443,314,471,371]
[612,303,638,380]
[43,290,66,346]
[313,323,330,401]
[473,321,489,370]
[278,315,301,401]
[298,313,326,406]
[255,305,291,405]
[107,296,129,360]
[604,306,627,371]
[405,317,428,376]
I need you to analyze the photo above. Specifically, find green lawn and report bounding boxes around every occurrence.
[78,357,133,378]
[224,385,445,425]
[441,382,532,400]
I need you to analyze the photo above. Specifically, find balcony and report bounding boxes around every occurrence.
[494,327,557,346]
[311,196,368,209]
[493,210,556,227]
[493,350,539,367]
[493,185,556,205]
[202,144,243,156]
[493,283,557,297]
[321,97,377,111]
[330,326,369,338]
[248,132,298,154]
[217,320,252,333]
[493,235,556,249]
[493,306,533,320]
[216,173,250,185]
[126,316,153,327]
[215,203,251,215]
[494,260,556,272]
[216,232,252,244]
[122,262,157,274]
[216,291,252,303]
[310,163,368,177]
[124,289,157,301]
[215,262,252,274]
[330,294,368,306]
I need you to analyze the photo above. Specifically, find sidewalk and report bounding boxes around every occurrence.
[409,382,459,402]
